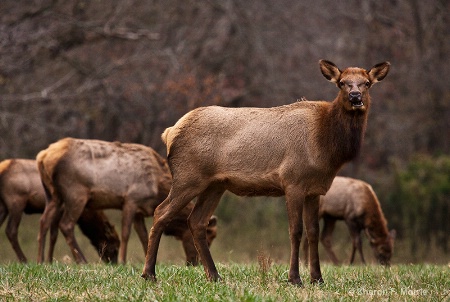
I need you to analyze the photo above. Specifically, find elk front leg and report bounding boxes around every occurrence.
[321,217,340,265]
[285,188,304,286]
[347,223,364,264]
[303,195,324,284]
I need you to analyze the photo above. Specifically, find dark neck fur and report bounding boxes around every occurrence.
[319,96,369,168]
[364,198,390,243]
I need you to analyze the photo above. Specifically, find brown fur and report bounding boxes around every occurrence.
[302,176,395,266]
[142,60,390,285]
[36,138,217,264]
[0,159,120,263]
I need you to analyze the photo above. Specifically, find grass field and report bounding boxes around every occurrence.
[1,198,448,266]
[1,197,448,301]
[1,262,448,301]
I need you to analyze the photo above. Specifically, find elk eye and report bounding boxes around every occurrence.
[365,81,370,87]
[339,81,345,87]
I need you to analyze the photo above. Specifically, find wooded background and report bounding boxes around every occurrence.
[0,0,448,262]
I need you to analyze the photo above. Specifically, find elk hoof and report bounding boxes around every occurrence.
[207,272,222,282]
[288,277,303,287]
[212,275,223,282]
[311,277,324,285]
[141,273,157,282]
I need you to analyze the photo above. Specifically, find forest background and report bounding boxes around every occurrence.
[0,0,448,264]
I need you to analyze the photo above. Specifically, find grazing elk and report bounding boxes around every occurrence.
[142,60,390,285]
[37,138,217,265]
[0,159,120,263]
[302,176,395,266]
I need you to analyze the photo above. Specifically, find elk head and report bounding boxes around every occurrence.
[320,60,390,112]
[370,229,396,266]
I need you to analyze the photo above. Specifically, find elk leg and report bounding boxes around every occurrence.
[347,222,364,264]
[0,201,7,228]
[47,207,63,262]
[59,216,87,263]
[356,232,365,264]
[285,188,304,286]
[119,203,138,263]
[181,230,199,266]
[58,194,88,264]
[301,230,309,266]
[320,217,340,265]
[6,212,27,263]
[303,195,324,284]
[188,185,224,282]
[142,187,201,281]
[133,213,149,254]
[38,201,59,263]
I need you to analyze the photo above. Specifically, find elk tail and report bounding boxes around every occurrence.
[161,127,172,145]
[36,151,53,202]
[162,126,177,155]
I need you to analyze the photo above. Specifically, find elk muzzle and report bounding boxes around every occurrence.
[348,91,363,108]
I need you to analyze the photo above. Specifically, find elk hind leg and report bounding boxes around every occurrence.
[188,185,224,281]
[58,197,88,264]
[181,230,199,266]
[47,206,63,262]
[59,219,87,263]
[6,211,27,263]
[38,201,59,263]
[0,201,7,228]
[301,231,309,266]
[119,202,139,263]
[133,213,149,254]
[142,186,202,281]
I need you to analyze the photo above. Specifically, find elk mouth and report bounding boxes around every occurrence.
[350,100,364,108]
[348,92,363,109]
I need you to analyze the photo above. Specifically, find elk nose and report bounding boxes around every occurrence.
[349,91,361,102]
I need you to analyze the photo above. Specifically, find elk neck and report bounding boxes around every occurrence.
[364,207,390,244]
[318,93,370,168]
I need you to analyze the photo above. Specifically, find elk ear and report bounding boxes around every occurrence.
[368,61,390,83]
[319,60,341,83]
[208,215,217,227]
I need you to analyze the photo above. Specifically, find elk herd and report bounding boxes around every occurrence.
[1,60,394,286]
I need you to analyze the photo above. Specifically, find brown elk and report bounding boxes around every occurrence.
[142,60,390,285]
[302,176,395,266]
[0,159,120,263]
[37,138,217,265]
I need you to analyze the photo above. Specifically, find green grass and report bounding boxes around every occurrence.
[0,263,448,301]
[1,197,448,301]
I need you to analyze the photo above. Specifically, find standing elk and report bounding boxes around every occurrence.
[302,176,395,266]
[37,138,217,265]
[0,159,120,263]
[142,60,390,285]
